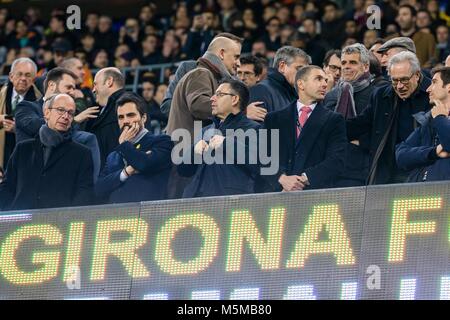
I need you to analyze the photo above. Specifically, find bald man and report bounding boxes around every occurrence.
[0,93,94,210]
[86,67,126,168]
[165,35,242,198]
[445,55,450,67]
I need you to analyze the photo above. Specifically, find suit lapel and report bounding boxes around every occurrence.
[295,103,329,168]
[43,142,69,171]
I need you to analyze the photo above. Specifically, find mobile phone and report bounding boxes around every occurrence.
[4,115,13,121]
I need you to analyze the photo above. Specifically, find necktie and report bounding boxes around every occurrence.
[296,106,312,138]
[12,95,20,113]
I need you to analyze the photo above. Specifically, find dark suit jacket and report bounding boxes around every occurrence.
[85,89,125,169]
[260,101,347,192]
[96,132,173,203]
[0,138,94,211]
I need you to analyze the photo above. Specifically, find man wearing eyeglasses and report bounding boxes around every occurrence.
[396,67,450,182]
[346,51,432,185]
[0,93,94,210]
[178,79,260,198]
[0,58,42,170]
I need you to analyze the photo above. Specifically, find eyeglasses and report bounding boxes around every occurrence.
[48,107,76,118]
[237,71,255,78]
[214,91,236,98]
[391,73,416,86]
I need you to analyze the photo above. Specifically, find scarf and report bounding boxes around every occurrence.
[201,51,233,80]
[335,72,373,119]
[39,124,72,165]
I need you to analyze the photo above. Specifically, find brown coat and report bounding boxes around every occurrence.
[0,83,42,168]
[412,31,437,68]
[165,58,223,139]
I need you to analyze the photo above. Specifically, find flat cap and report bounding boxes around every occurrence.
[377,37,416,54]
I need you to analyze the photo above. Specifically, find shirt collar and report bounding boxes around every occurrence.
[12,89,24,103]
[296,100,317,114]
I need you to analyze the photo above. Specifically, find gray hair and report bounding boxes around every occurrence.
[342,43,370,65]
[43,93,74,111]
[387,51,421,75]
[11,57,37,75]
[273,46,312,69]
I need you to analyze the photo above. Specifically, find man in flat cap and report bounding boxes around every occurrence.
[377,37,417,69]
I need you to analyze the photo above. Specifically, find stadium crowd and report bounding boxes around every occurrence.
[0,0,450,210]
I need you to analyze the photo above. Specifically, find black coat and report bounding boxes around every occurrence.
[179,112,261,198]
[346,77,431,184]
[85,89,125,169]
[0,138,94,210]
[260,101,347,192]
[322,82,378,186]
[249,68,298,114]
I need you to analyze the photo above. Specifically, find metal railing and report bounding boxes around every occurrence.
[0,62,181,91]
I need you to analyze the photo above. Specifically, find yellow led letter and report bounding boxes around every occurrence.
[286,204,356,268]
[0,224,62,285]
[226,208,286,272]
[63,222,85,282]
[90,218,149,281]
[388,197,441,262]
[154,213,220,275]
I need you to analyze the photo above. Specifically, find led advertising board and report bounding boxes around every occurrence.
[0,182,449,300]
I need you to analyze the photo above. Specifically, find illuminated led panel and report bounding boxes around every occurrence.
[399,278,416,300]
[283,285,316,300]
[143,293,169,300]
[341,282,357,300]
[191,290,220,300]
[229,288,260,300]
[440,276,450,300]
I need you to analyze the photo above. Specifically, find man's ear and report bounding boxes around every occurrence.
[142,113,147,125]
[106,76,114,88]
[363,63,370,73]
[296,79,303,91]
[43,107,50,121]
[219,48,225,60]
[8,72,13,82]
[232,95,240,108]
[278,61,286,74]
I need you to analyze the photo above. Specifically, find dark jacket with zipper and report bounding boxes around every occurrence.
[179,112,261,198]
[396,111,450,182]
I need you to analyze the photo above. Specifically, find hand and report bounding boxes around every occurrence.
[299,174,310,186]
[246,102,267,121]
[431,100,449,118]
[350,140,360,146]
[194,140,209,155]
[3,119,15,133]
[279,174,305,192]
[436,144,450,158]
[191,15,204,31]
[119,122,140,144]
[209,135,225,150]
[74,106,100,123]
[325,72,335,92]
[72,89,84,99]
[124,165,138,176]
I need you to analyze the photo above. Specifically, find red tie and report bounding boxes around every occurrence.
[297,106,312,138]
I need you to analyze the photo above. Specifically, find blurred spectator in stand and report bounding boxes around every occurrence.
[370,38,386,64]
[280,26,295,47]
[363,30,379,49]
[183,12,217,60]
[301,17,329,65]
[436,25,450,65]
[321,1,346,49]
[172,3,191,30]
[291,3,305,28]
[7,20,40,51]
[119,18,141,53]
[79,33,96,65]
[344,20,360,41]
[416,9,433,34]
[277,5,291,26]
[84,12,99,35]
[95,15,118,55]
[92,49,109,69]
[140,34,162,65]
[396,4,437,68]
[262,17,282,55]
[251,40,268,57]
[45,14,77,48]
[161,31,182,63]
[141,78,167,134]
[218,0,242,33]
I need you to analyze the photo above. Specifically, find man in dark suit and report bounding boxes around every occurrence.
[261,65,347,192]
[96,92,173,204]
[85,67,126,169]
[15,67,101,182]
[0,94,94,211]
